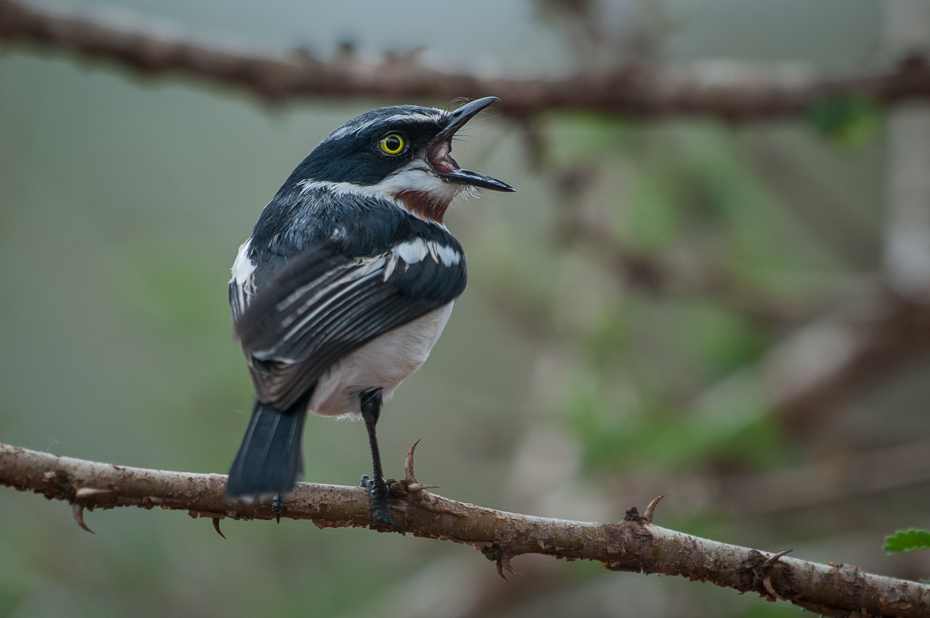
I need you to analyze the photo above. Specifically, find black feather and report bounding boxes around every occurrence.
[226,393,310,498]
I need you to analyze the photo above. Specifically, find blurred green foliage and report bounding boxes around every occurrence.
[0,584,28,618]
[810,96,883,148]
[674,300,769,375]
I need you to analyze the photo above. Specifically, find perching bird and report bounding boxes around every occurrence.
[225,97,513,529]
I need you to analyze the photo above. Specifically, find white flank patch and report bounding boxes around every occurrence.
[308,301,455,418]
[230,238,255,285]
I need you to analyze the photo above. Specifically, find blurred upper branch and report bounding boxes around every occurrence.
[4,0,930,120]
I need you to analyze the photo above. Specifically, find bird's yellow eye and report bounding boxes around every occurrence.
[379,133,406,155]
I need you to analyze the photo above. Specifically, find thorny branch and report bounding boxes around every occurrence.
[2,443,929,618]
[4,0,930,120]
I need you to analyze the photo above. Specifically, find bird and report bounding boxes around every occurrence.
[225,96,513,529]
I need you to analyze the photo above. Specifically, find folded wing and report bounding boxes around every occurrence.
[231,235,466,410]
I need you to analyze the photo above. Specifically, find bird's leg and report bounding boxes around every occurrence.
[358,389,405,531]
[272,493,283,523]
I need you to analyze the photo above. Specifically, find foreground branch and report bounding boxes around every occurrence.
[2,443,927,617]
[4,0,930,120]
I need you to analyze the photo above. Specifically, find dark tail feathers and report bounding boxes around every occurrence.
[226,397,308,499]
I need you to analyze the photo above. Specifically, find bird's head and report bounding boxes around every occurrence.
[288,97,514,223]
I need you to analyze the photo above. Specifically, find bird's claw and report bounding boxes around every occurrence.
[360,474,406,532]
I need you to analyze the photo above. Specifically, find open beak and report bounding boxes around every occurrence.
[426,97,515,192]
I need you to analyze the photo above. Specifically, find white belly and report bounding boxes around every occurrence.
[308,302,454,418]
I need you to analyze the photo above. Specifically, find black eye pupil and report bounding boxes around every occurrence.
[386,136,401,151]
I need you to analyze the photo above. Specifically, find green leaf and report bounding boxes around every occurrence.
[884,529,930,554]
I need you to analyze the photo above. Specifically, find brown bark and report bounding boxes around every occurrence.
[2,442,928,618]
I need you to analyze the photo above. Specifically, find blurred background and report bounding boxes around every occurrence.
[2,0,930,616]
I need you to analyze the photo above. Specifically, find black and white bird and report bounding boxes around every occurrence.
[225,97,513,529]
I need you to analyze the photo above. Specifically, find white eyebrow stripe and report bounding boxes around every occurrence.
[325,111,444,141]
[378,112,443,126]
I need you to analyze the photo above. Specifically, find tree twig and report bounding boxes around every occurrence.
[3,0,930,119]
[1,442,928,618]
[764,296,930,431]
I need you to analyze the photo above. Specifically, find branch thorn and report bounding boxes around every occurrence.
[763,549,792,569]
[212,517,226,539]
[644,494,667,522]
[762,576,785,601]
[74,487,113,499]
[405,439,421,483]
[401,440,436,493]
[72,503,94,534]
[761,549,792,602]
[496,554,520,581]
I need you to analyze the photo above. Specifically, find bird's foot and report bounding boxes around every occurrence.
[272,493,283,524]
[360,474,406,531]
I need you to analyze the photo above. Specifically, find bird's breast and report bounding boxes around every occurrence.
[308,301,455,418]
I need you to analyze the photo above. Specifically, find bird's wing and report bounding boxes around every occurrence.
[233,235,466,410]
